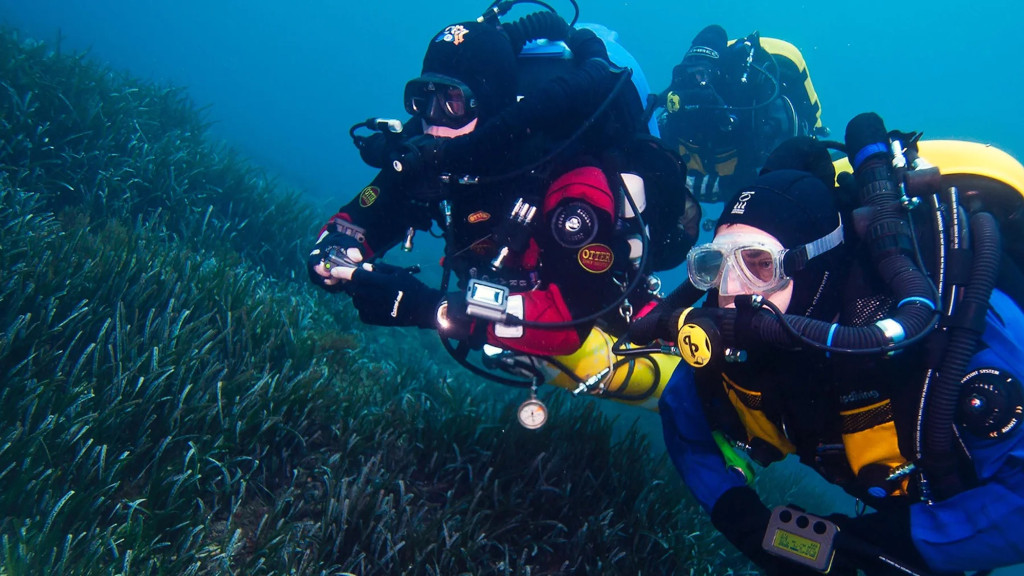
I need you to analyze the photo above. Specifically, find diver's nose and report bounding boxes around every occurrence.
[427,94,443,120]
[718,264,745,297]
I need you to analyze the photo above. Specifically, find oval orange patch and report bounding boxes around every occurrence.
[578,243,614,273]
[467,211,491,224]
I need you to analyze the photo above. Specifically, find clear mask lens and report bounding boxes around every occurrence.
[689,248,725,289]
[687,235,787,294]
[738,247,777,283]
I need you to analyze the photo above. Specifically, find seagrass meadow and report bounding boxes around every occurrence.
[0,27,759,575]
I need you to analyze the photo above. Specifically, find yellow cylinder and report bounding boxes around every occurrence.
[537,327,681,411]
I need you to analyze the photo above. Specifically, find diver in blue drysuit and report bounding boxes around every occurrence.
[660,291,1024,575]
[643,125,1024,575]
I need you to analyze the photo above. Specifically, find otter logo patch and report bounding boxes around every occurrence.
[467,211,491,224]
[578,243,614,273]
[358,186,380,208]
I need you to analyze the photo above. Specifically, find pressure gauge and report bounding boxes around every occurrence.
[517,397,548,430]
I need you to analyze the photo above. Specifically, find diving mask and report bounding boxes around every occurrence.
[684,62,715,88]
[687,219,843,295]
[404,74,478,129]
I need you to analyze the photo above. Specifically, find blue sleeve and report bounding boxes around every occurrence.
[910,476,1024,571]
[659,363,746,512]
[911,288,1024,571]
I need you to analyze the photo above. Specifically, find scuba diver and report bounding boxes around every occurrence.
[307,2,700,423]
[658,24,827,234]
[630,113,1024,574]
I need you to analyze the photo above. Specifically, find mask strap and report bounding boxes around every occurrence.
[781,214,844,276]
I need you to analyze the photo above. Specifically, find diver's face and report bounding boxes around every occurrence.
[424,85,475,136]
[713,224,794,313]
[405,74,480,137]
[421,83,478,137]
[686,63,715,88]
[423,117,477,138]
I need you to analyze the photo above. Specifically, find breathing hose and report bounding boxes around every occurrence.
[502,10,569,54]
[668,113,1004,501]
[922,211,1000,500]
[683,113,941,356]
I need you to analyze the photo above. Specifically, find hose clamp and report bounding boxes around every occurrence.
[874,318,906,356]
[619,300,633,323]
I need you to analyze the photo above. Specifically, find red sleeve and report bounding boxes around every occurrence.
[486,284,583,356]
[485,166,622,356]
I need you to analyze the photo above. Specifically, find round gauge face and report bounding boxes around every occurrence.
[517,398,548,430]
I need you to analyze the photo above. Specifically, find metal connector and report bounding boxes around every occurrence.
[572,367,611,396]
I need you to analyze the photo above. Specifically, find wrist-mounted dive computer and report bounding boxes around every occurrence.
[465,279,510,323]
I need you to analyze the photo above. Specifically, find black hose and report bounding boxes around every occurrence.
[929,194,948,311]
[502,10,569,55]
[604,355,662,402]
[696,113,941,356]
[745,299,937,355]
[923,211,1001,500]
[440,332,537,388]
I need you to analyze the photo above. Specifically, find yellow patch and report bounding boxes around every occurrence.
[358,186,380,208]
[666,91,681,114]
[677,323,712,367]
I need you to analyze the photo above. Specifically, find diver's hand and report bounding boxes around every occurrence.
[628,303,682,345]
[711,488,840,576]
[435,292,477,340]
[630,305,743,349]
[826,511,951,576]
[308,231,366,292]
[348,268,442,328]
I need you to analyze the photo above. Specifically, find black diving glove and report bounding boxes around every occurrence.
[435,292,485,344]
[628,276,717,345]
[711,486,853,576]
[308,231,366,293]
[629,303,753,357]
[844,112,892,171]
[826,510,955,576]
[347,268,442,328]
[628,304,683,345]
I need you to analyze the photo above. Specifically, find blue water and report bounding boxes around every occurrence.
[2,1,1021,573]
[3,0,1020,205]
